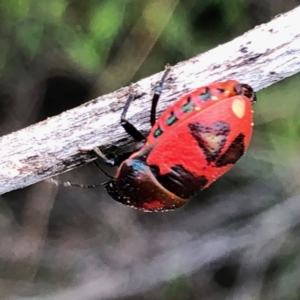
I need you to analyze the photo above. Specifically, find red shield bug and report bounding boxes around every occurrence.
[55,66,256,212]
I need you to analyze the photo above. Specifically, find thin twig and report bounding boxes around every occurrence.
[0,6,300,195]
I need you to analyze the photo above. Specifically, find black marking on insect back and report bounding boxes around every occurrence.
[215,134,245,167]
[150,164,208,199]
[166,111,179,126]
[199,87,212,101]
[188,121,230,163]
[181,97,194,113]
[153,126,163,138]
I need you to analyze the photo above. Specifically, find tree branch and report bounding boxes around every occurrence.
[1,6,300,195]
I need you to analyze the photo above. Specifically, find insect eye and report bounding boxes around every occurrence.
[216,88,225,93]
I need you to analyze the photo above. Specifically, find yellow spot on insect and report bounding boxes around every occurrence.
[232,99,245,119]
[195,107,201,111]
[211,96,218,101]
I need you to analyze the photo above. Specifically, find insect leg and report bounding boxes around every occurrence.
[81,147,131,183]
[47,148,118,189]
[93,147,132,167]
[120,84,145,142]
[150,64,172,126]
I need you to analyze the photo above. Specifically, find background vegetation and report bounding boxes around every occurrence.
[1,0,300,299]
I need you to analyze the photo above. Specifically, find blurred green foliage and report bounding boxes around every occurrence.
[0,0,260,89]
[1,1,300,299]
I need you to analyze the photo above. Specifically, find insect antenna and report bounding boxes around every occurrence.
[47,159,113,189]
[48,178,105,188]
[93,160,114,179]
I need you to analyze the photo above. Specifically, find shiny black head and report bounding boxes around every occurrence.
[234,84,257,105]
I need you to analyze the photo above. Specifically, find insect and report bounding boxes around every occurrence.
[60,66,257,212]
